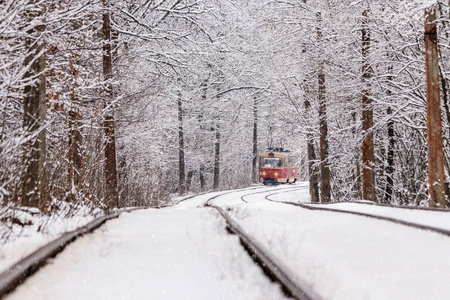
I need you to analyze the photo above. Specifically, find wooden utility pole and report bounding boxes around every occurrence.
[425,5,446,208]
[21,1,47,209]
[361,9,376,202]
[102,0,119,208]
[317,12,331,203]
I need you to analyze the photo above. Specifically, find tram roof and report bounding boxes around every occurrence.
[260,151,291,158]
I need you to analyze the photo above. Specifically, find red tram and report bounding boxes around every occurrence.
[259,148,298,185]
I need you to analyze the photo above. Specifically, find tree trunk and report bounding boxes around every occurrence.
[252,96,259,183]
[103,0,119,208]
[425,5,446,208]
[199,165,205,190]
[384,106,395,203]
[186,170,195,191]
[317,12,331,203]
[20,1,47,209]
[361,9,376,202]
[304,97,320,203]
[117,146,128,206]
[68,61,82,202]
[178,90,186,194]
[213,124,220,189]
[351,112,362,198]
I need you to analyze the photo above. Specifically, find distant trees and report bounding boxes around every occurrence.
[253,0,450,207]
[2,0,450,215]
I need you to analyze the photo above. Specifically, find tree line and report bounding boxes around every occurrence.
[1,0,450,218]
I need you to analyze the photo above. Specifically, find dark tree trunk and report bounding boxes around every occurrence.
[103,0,119,208]
[213,124,220,189]
[361,9,376,202]
[317,12,331,203]
[21,1,47,209]
[178,91,186,194]
[439,66,450,127]
[384,106,395,203]
[68,99,82,201]
[186,170,195,192]
[252,96,259,183]
[425,5,446,208]
[199,165,205,190]
[67,61,82,202]
[117,147,128,206]
[304,98,319,203]
[351,112,362,198]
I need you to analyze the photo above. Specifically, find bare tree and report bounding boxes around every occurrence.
[213,119,221,190]
[305,96,320,203]
[361,9,376,202]
[20,0,47,209]
[317,12,331,203]
[103,0,119,208]
[252,95,259,183]
[178,89,186,194]
[67,59,82,202]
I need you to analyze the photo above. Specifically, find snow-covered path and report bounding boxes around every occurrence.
[6,205,286,300]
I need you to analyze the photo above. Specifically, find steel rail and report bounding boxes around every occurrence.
[323,200,450,212]
[0,208,144,299]
[175,185,266,206]
[1,185,312,299]
[206,186,318,300]
[209,205,316,300]
[264,192,450,238]
[0,185,266,298]
[240,185,307,203]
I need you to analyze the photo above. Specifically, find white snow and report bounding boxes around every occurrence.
[0,207,99,274]
[4,182,450,299]
[5,205,286,300]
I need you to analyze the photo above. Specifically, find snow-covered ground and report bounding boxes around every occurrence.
[4,183,450,299]
[6,201,286,300]
[0,204,101,274]
[212,184,450,299]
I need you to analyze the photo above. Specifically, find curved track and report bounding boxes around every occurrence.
[206,185,315,300]
[264,192,450,238]
[0,185,308,300]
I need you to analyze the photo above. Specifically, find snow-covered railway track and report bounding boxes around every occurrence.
[209,184,450,299]
[206,185,315,300]
[240,186,307,203]
[266,194,450,238]
[1,185,294,300]
[0,208,143,299]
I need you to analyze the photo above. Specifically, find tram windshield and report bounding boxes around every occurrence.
[263,157,282,168]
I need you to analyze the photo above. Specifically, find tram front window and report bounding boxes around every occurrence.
[263,158,282,168]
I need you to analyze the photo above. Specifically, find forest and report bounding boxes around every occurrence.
[1,0,449,218]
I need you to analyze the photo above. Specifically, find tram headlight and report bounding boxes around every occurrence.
[262,171,266,176]
[274,172,278,177]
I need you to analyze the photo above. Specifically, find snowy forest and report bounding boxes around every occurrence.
[1,0,450,215]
